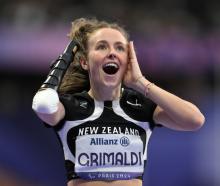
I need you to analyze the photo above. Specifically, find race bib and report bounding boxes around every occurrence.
[75,134,144,180]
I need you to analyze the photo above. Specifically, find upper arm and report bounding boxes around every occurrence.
[32,88,66,126]
[34,101,65,126]
[153,106,186,131]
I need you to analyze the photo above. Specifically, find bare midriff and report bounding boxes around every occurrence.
[67,179,142,186]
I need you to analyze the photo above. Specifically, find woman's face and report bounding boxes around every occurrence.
[83,28,128,89]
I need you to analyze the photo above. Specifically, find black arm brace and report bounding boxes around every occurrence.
[40,40,78,91]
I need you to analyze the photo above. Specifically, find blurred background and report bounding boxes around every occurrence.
[0,0,219,185]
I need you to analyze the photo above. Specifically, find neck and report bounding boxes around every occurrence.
[88,86,121,101]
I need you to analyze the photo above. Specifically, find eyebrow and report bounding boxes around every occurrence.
[96,40,127,46]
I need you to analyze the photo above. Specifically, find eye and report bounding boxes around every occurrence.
[116,45,125,52]
[96,44,107,50]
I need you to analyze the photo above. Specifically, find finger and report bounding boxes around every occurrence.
[129,41,138,62]
[127,62,131,70]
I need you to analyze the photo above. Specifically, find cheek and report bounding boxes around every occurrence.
[86,55,100,73]
[88,52,104,67]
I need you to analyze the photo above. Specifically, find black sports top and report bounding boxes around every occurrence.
[55,88,157,181]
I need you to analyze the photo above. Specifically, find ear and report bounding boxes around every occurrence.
[80,58,89,70]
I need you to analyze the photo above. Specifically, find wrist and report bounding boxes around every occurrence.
[134,76,151,95]
[144,82,155,97]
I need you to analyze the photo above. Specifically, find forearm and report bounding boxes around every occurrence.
[135,77,205,130]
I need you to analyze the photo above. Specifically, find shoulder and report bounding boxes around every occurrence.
[120,88,157,122]
[121,88,156,108]
[59,92,95,120]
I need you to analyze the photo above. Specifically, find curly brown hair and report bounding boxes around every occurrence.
[58,18,129,94]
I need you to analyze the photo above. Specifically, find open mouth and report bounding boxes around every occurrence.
[102,62,119,75]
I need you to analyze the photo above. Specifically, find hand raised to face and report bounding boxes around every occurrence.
[123,41,143,89]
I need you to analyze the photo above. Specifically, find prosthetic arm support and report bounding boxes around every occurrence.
[40,40,78,91]
[32,40,78,114]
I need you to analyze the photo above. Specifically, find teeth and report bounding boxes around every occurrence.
[104,63,118,68]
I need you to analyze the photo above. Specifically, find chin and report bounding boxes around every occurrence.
[102,77,121,89]
[103,81,120,88]
[100,70,123,88]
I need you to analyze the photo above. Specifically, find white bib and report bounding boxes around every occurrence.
[75,133,144,180]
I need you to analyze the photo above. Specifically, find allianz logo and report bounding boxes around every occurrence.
[90,136,130,147]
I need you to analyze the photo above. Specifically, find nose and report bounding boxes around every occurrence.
[108,48,116,58]
[107,53,117,59]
